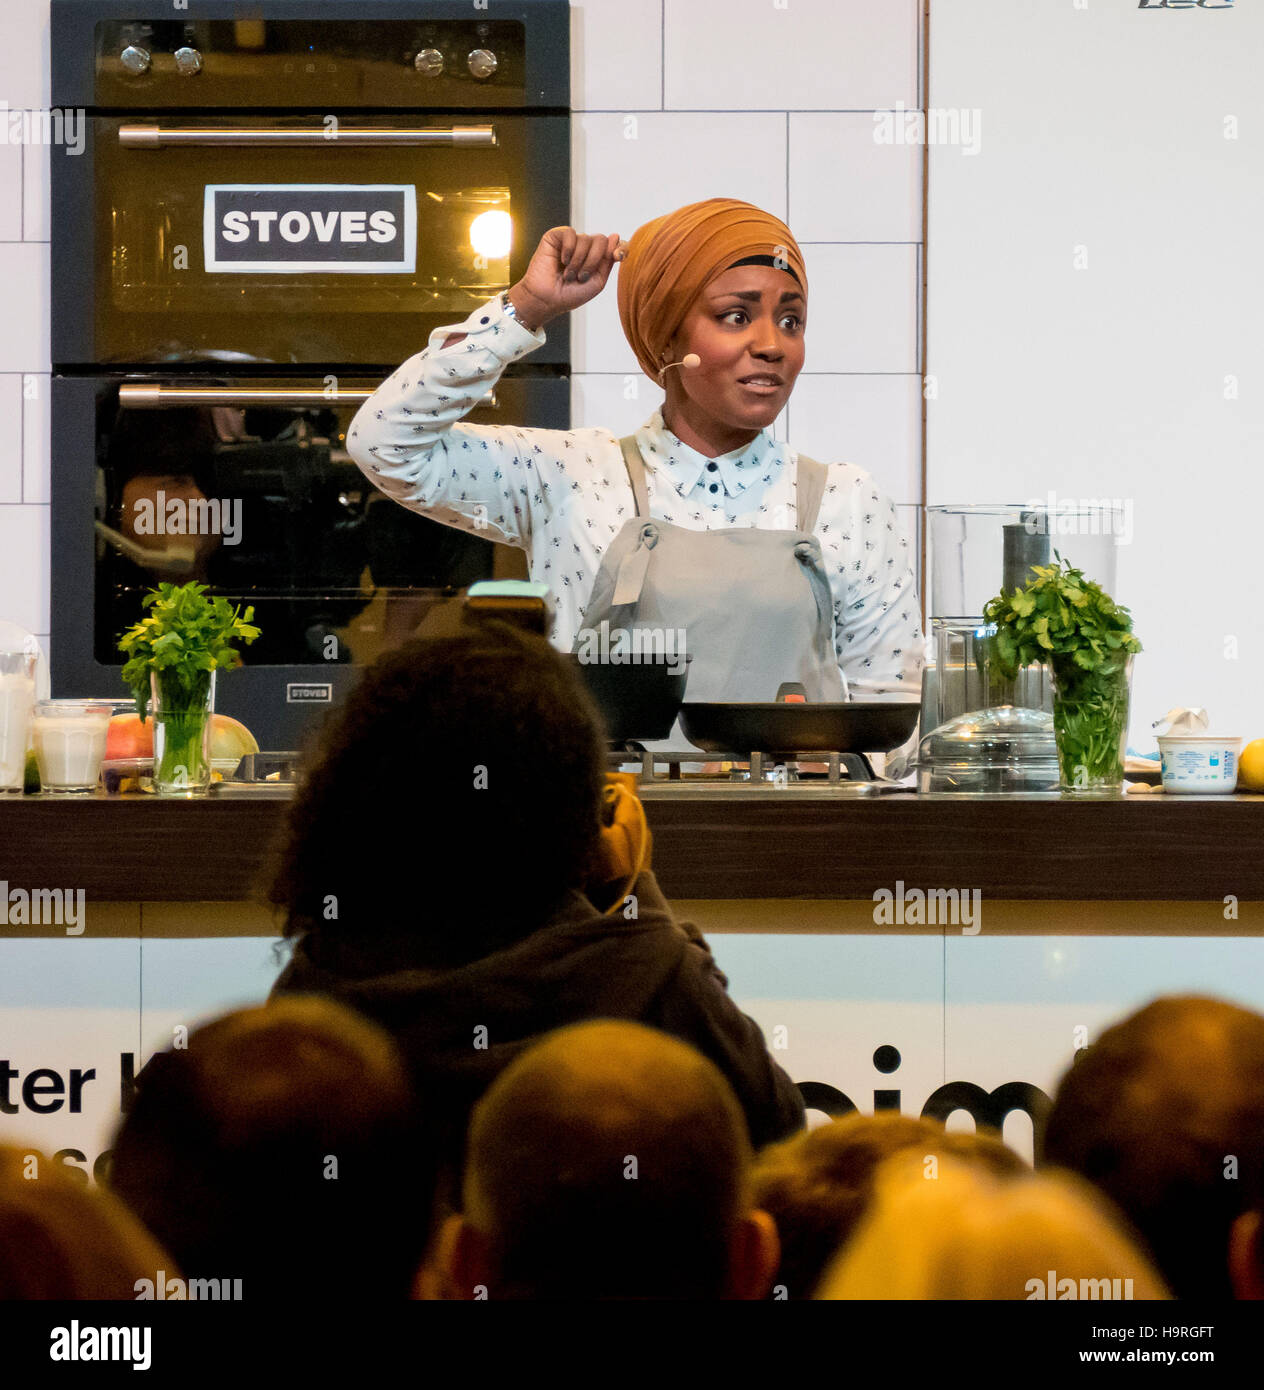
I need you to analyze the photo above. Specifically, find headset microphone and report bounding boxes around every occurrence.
[657,352,701,383]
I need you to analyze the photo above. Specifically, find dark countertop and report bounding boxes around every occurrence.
[3,789,1264,903]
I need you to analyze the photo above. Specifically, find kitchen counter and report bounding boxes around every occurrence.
[4,789,1264,908]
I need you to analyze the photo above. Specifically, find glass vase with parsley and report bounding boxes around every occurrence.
[983,556,1141,796]
[118,583,260,797]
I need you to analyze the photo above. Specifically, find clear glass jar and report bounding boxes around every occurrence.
[1050,656,1134,797]
[30,699,115,793]
[150,668,216,797]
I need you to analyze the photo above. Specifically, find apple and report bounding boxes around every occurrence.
[105,713,154,762]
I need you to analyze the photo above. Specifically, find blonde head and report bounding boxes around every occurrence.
[0,1144,175,1299]
[817,1153,1170,1301]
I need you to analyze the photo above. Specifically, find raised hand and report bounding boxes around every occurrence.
[509,228,626,330]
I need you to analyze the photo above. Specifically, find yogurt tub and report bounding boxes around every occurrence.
[1157,735,1241,794]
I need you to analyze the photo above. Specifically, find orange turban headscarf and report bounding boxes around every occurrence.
[616,198,808,382]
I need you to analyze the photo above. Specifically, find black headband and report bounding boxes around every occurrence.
[726,253,803,287]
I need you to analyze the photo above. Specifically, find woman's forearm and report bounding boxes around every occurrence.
[437,285,552,352]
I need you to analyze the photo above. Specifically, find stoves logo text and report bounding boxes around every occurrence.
[204,184,418,274]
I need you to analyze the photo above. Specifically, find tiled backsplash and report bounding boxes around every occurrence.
[0,0,924,662]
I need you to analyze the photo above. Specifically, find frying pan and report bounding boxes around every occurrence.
[569,654,691,744]
[678,699,920,754]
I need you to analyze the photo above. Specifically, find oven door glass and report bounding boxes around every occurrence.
[56,114,568,367]
[75,376,562,670]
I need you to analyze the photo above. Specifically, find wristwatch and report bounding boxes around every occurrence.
[500,289,540,333]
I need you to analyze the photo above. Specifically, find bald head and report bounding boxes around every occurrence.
[1041,995,1264,1299]
[461,1021,755,1299]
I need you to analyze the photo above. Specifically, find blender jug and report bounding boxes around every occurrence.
[918,503,1124,793]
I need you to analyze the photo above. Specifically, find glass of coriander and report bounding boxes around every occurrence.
[982,555,1141,797]
[118,583,260,798]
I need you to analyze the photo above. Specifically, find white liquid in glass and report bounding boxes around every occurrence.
[32,717,108,790]
[0,673,35,789]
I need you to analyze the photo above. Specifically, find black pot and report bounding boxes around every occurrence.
[569,654,691,744]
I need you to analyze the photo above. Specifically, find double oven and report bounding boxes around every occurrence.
[49,0,570,748]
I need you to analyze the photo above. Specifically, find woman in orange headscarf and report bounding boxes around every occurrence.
[348,199,923,734]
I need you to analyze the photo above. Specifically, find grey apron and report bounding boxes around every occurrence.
[574,434,847,751]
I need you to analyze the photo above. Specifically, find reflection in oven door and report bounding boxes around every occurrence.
[52,374,569,749]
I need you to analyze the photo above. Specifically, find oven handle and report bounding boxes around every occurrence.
[118,384,497,409]
[118,124,497,148]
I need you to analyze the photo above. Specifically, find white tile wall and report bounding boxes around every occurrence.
[0,243,49,371]
[789,113,922,242]
[570,0,663,111]
[801,243,920,374]
[0,138,22,241]
[23,370,49,504]
[0,502,49,633]
[23,124,50,242]
[0,0,50,113]
[0,374,20,502]
[0,0,926,640]
[788,372,921,505]
[663,0,919,111]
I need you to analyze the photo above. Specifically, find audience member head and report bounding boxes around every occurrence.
[818,1153,1169,1300]
[266,625,608,965]
[1040,994,1264,1299]
[449,1020,778,1299]
[752,1112,1028,1298]
[0,1145,174,1298]
[109,996,430,1299]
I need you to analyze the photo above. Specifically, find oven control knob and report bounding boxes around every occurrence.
[173,47,203,76]
[119,45,151,75]
[413,48,444,77]
[467,48,498,80]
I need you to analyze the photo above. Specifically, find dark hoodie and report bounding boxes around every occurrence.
[268,869,804,1192]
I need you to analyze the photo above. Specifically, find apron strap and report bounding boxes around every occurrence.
[617,434,651,519]
[794,451,829,534]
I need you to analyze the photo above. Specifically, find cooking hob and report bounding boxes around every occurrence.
[606,748,906,798]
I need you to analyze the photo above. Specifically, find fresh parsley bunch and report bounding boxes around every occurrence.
[983,555,1141,784]
[118,582,261,721]
[982,555,1141,681]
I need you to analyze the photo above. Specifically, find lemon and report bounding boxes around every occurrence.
[1238,739,1264,792]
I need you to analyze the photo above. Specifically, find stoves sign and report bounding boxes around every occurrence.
[203,184,417,273]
